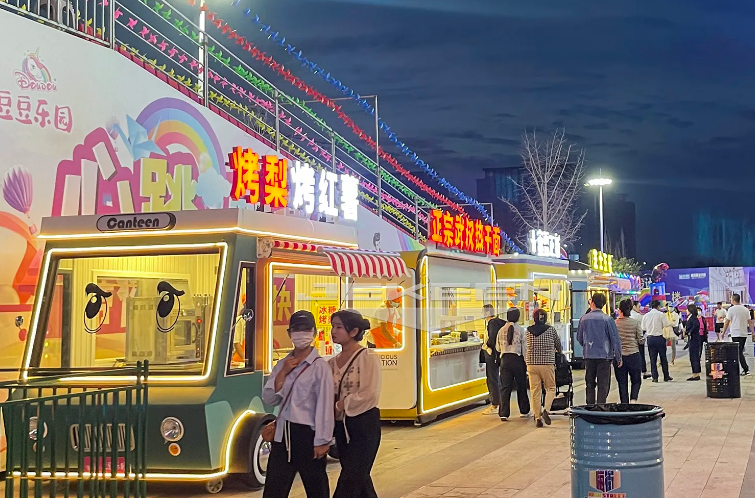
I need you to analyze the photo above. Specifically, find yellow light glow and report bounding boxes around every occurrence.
[351,285,407,353]
[40,226,357,248]
[22,242,228,384]
[267,262,333,372]
[13,410,257,481]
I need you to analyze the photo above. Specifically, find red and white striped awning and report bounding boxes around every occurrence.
[322,248,410,279]
[273,241,319,252]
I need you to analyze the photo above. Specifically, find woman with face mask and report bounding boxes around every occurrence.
[329,309,382,498]
[262,310,335,498]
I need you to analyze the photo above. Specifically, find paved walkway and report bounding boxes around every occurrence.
[153,346,755,498]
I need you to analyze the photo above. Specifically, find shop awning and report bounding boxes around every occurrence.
[322,248,410,279]
[273,240,318,252]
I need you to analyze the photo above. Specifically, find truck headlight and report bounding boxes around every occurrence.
[160,417,184,442]
[29,416,47,440]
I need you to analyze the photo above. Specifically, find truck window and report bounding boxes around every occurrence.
[228,265,255,373]
[31,248,223,374]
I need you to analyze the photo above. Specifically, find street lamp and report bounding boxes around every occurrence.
[586,176,613,252]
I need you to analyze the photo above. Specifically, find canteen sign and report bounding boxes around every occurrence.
[229,147,359,221]
[96,212,176,232]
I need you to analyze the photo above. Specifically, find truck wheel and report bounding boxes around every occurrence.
[240,425,271,489]
[205,479,223,494]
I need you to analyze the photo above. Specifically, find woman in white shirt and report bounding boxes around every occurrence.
[495,308,530,421]
[262,310,335,498]
[329,310,382,498]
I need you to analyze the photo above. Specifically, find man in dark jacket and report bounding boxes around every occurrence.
[482,304,505,415]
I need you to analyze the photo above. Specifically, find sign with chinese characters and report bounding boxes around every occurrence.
[527,229,561,258]
[228,147,359,221]
[589,249,613,273]
[428,209,501,256]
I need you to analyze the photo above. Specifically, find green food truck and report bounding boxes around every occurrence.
[11,208,377,493]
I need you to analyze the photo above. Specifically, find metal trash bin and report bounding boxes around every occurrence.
[705,342,741,398]
[570,404,665,498]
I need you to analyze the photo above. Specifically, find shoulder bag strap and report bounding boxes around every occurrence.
[337,348,367,401]
[280,357,320,412]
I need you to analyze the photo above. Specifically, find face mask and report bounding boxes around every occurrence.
[388,301,399,308]
[290,331,313,349]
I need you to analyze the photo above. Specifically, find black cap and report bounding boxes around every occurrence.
[289,310,316,330]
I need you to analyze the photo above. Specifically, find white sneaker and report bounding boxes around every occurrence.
[482,406,498,415]
[520,412,531,418]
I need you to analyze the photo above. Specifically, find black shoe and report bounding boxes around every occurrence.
[643,374,652,380]
[652,379,659,383]
[687,376,700,381]
[541,410,552,426]
[665,377,673,382]
[500,416,508,421]
[536,418,544,428]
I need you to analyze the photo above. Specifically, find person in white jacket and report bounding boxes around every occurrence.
[496,308,530,421]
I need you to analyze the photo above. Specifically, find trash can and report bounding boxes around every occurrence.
[570,404,664,498]
[705,342,741,398]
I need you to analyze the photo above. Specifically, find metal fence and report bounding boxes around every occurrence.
[1,363,148,498]
[0,0,432,240]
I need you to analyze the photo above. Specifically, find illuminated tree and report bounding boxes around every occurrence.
[500,128,587,245]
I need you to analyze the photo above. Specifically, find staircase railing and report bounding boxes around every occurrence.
[0,0,431,240]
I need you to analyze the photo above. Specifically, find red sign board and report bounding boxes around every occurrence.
[428,209,501,256]
[229,146,288,208]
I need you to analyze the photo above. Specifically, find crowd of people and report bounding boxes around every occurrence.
[481,292,755,421]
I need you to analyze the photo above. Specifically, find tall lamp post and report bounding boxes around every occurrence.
[586,176,613,252]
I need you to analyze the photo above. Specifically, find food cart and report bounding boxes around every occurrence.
[494,254,571,357]
[17,208,410,492]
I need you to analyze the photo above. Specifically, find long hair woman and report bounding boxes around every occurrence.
[686,305,703,381]
[329,310,383,498]
[495,308,530,421]
[614,299,644,403]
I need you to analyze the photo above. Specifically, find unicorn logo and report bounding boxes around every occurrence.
[14,49,57,92]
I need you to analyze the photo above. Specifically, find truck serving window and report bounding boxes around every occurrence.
[31,249,222,373]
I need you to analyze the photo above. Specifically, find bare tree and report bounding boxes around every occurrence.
[500,128,588,245]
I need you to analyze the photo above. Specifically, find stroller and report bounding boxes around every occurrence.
[543,352,573,412]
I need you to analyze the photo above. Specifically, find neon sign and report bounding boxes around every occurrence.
[229,148,358,221]
[428,209,501,256]
[589,249,613,273]
[527,229,561,258]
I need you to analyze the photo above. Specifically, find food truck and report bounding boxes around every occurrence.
[17,208,411,493]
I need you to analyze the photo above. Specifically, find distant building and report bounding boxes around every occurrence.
[475,167,525,244]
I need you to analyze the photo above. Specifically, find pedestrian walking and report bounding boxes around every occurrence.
[481,304,506,415]
[329,310,382,498]
[685,305,703,381]
[577,293,623,404]
[262,310,334,498]
[525,309,562,428]
[642,300,673,382]
[496,308,530,421]
[715,302,727,339]
[614,299,643,403]
[631,301,649,379]
[723,293,751,376]
[666,306,681,366]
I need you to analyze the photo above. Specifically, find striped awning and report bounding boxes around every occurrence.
[273,241,319,252]
[322,248,410,279]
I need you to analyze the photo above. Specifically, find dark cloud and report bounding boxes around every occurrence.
[584,122,611,130]
[443,130,520,146]
[667,117,694,128]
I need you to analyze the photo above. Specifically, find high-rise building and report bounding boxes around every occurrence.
[475,167,525,244]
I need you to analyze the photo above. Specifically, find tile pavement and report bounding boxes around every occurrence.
[145,346,755,497]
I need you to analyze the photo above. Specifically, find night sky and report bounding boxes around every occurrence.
[212,0,755,266]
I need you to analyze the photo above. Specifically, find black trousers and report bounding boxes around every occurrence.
[263,423,329,498]
[498,354,530,418]
[613,352,642,403]
[639,343,647,374]
[688,336,702,374]
[647,335,671,381]
[584,359,612,405]
[484,351,502,406]
[733,337,749,374]
[334,407,381,498]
